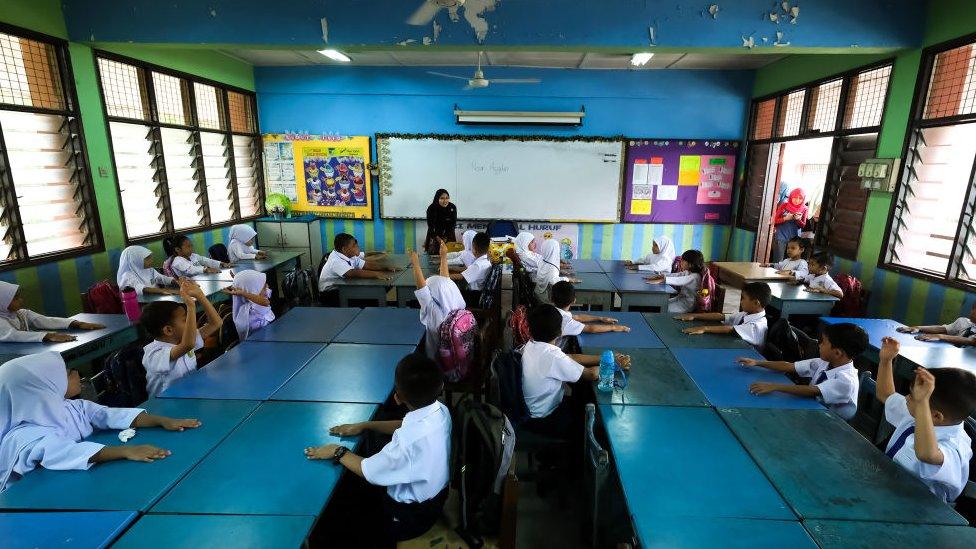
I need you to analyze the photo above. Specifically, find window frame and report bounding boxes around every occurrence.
[93,50,264,245]
[879,33,976,291]
[0,22,104,271]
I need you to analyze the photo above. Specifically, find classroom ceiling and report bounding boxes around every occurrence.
[218,49,787,70]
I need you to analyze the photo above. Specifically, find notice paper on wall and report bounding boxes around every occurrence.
[656,185,678,201]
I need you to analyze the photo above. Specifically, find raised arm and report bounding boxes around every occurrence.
[169,287,198,360]
[409,250,427,289]
[875,336,898,403]
[189,284,223,338]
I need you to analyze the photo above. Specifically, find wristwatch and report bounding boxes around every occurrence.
[332,446,349,464]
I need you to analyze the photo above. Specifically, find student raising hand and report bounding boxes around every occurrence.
[911,367,937,401]
[879,336,900,363]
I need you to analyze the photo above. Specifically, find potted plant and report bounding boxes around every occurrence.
[265,193,292,220]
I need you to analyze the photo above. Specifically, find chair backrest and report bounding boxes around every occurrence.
[489,349,531,426]
[209,243,230,263]
[849,371,885,445]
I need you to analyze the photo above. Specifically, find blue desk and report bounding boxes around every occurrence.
[573,272,615,310]
[585,347,708,407]
[248,307,361,343]
[566,259,604,273]
[190,269,234,281]
[138,279,228,304]
[0,314,138,367]
[804,520,976,548]
[578,312,664,349]
[334,307,424,346]
[159,341,324,400]
[0,398,258,511]
[767,282,838,318]
[115,514,316,549]
[637,517,816,549]
[393,265,434,308]
[332,277,394,307]
[272,343,415,404]
[1,511,136,549]
[599,405,793,520]
[720,408,967,525]
[671,348,825,410]
[233,249,304,273]
[607,271,675,312]
[643,313,753,350]
[152,401,378,515]
[597,259,633,276]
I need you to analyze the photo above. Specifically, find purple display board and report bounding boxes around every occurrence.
[622,139,740,224]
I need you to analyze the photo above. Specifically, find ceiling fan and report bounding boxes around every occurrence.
[427,52,542,90]
[407,0,464,26]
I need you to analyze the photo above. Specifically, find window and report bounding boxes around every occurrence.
[0,25,101,268]
[884,37,976,287]
[95,53,263,242]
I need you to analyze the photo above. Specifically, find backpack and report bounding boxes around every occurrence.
[508,305,531,349]
[209,243,230,263]
[764,318,818,363]
[512,266,538,308]
[671,256,683,273]
[84,281,123,314]
[490,349,531,427]
[695,265,717,313]
[486,220,518,239]
[100,345,148,407]
[282,268,318,307]
[832,274,867,317]
[452,397,516,545]
[479,264,502,310]
[438,309,478,382]
[162,256,176,278]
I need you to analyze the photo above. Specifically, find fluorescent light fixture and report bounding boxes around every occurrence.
[454,107,585,126]
[630,52,655,66]
[317,49,351,62]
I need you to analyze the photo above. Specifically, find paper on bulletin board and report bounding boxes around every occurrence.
[648,161,664,185]
[630,200,652,215]
[263,138,298,202]
[656,185,678,201]
[695,155,735,205]
[678,155,701,185]
[293,136,373,219]
[631,160,653,201]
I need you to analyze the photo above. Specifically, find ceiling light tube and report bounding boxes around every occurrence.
[318,49,351,62]
[630,52,655,66]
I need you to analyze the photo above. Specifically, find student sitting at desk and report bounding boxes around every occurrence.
[876,337,976,502]
[0,281,103,343]
[141,281,222,397]
[550,281,629,341]
[794,251,843,298]
[644,249,705,313]
[675,282,770,350]
[0,352,200,493]
[625,235,675,273]
[225,270,275,341]
[318,233,397,302]
[736,322,867,419]
[227,225,267,262]
[164,234,231,279]
[449,232,492,292]
[305,353,451,545]
[762,236,809,277]
[896,302,976,347]
[512,231,541,273]
[410,248,467,361]
[117,246,179,297]
[528,239,580,304]
[446,229,478,268]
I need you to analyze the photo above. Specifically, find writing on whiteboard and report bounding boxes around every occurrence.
[470,160,510,176]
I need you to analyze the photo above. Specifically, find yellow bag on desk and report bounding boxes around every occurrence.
[488,241,513,264]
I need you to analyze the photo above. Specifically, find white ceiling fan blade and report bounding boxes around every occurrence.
[427,71,472,80]
[407,1,442,25]
[488,78,542,84]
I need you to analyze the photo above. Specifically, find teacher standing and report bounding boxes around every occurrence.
[424,188,457,253]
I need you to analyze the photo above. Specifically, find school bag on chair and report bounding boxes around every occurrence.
[209,243,230,263]
[451,396,516,547]
[100,345,148,407]
[84,281,124,314]
[695,264,717,313]
[764,318,817,363]
[831,274,868,317]
[479,264,502,310]
[162,256,176,278]
[282,268,318,308]
[508,305,532,349]
[438,309,478,383]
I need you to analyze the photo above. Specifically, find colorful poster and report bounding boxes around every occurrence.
[293,137,373,219]
[263,139,298,202]
[695,155,735,205]
[678,155,702,185]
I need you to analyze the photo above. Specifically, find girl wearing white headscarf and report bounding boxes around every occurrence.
[533,239,577,304]
[0,281,103,343]
[225,270,275,340]
[410,250,467,359]
[447,230,478,268]
[117,246,176,296]
[228,225,267,262]
[512,231,541,273]
[626,236,676,274]
[0,352,200,493]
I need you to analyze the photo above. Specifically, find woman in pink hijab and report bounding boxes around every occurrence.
[771,187,808,262]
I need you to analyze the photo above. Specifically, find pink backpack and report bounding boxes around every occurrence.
[84,280,124,314]
[438,309,478,383]
[162,256,176,278]
[696,265,717,313]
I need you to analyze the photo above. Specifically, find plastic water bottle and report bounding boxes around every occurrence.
[597,350,615,392]
[121,286,141,322]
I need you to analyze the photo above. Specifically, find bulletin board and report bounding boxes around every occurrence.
[622,139,740,224]
[263,134,373,219]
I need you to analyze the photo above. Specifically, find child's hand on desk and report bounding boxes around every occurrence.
[896,326,919,334]
[304,443,339,460]
[611,325,631,333]
[736,357,760,367]
[160,417,202,431]
[916,334,943,342]
[674,314,696,321]
[255,251,268,259]
[329,423,365,437]
[774,269,792,275]
[682,327,707,335]
[803,287,821,293]
[614,353,631,371]
[623,260,634,266]
[43,332,77,343]
[220,262,233,269]
[204,267,220,274]
[749,382,776,395]
[644,277,664,284]
[600,316,618,324]
[72,321,105,330]
[373,272,393,281]
[122,444,171,462]
[879,336,900,362]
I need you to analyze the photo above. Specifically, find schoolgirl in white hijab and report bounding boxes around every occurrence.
[533,239,577,303]
[410,250,467,359]
[447,230,478,268]
[0,352,199,493]
[226,270,275,340]
[513,231,541,273]
[117,246,176,296]
[228,225,267,262]
[0,281,103,343]
[627,236,676,274]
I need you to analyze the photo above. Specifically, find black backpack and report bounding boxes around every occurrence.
[282,268,318,307]
[479,264,503,310]
[765,318,818,363]
[489,349,531,427]
[209,243,230,263]
[451,397,516,546]
[100,345,148,407]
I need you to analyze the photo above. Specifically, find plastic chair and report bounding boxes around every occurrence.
[209,243,230,263]
[849,371,887,445]
[583,403,610,548]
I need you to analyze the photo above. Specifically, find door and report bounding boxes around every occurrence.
[817,133,878,259]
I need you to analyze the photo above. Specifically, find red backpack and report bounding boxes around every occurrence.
[84,281,124,314]
[438,309,478,383]
[508,305,532,348]
[831,274,867,317]
[696,265,717,313]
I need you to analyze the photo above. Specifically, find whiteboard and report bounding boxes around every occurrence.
[377,135,624,221]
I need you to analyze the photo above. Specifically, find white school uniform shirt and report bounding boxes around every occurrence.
[461,255,492,291]
[663,271,701,314]
[170,253,221,279]
[0,352,145,492]
[723,310,768,350]
[773,257,808,275]
[557,307,585,337]
[793,358,859,419]
[636,236,676,273]
[943,317,976,339]
[884,393,971,502]
[0,311,73,343]
[415,276,467,360]
[521,340,584,419]
[361,401,452,504]
[117,246,174,296]
[142,333,204,397]
[228,225,260,262]
[318,250,366,291]
[800,272,843,295]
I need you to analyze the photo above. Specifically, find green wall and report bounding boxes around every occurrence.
[0,0,255,316]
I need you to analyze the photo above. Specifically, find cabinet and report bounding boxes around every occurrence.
[255,215,323,269]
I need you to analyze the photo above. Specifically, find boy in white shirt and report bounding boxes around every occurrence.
[736,322,867,419]
[876,337,975,502]
[450,232,492,291]
[318,233,397,297]
[306,353,451,544]
[897,302,976,347]
[676,282,770,350]
[795,251,843,298]
[550,281,630,348]
[141,281,222,397]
